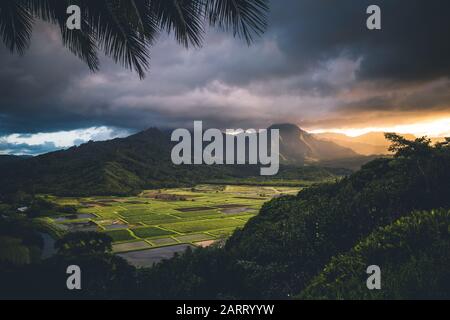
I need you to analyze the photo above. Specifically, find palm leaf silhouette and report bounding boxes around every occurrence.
[0,0,269,78]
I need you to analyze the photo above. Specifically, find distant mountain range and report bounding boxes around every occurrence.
[270,124,358,163]
[314,131,446,156]
[0,124,386,196]
[0,128,229,196]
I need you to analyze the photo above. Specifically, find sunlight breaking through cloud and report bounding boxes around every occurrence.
[310,117,450,138]
[0,126,131,155]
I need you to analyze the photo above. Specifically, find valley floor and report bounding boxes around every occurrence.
[42,185,300,267]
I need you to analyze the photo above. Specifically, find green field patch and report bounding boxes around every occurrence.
[46,185,300,245]
[103,222,129,230]
[208,227,239,237]
[80,201,113,207]
[162,218,245,234]
[104,229,135,242]
[234,214,256,222]
[112,241,151,253]
[80,207,119,219]
[140,217,179,225]
[172,210,219,219]
[132,226,174,238]
[176,206,215,212]
[175,234,215,243]
[120,210,166,217]
[119,207,178,216]
[52,197,80,206]
[123,213,179,225]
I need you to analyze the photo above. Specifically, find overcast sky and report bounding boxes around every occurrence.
[1,0,450,155]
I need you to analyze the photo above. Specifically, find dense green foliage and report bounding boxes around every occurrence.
[0,232,137,299]
[299,209,450,299]
[0,219,43,266]
[135,136,450,299]
[0,194,76,218]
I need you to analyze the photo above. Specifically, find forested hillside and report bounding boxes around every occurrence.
[136,135,450,299]
[0,125,356,197]
[0,129,255,196]
[300,209,450,299]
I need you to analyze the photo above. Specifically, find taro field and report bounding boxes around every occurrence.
[43,185,299,267]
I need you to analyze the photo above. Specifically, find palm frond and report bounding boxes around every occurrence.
[0,0,34,54]
[86,0,150,79]
[0,0,270,77]
[60,20,99,72]
[151,0,205,48]
[25,0,100,71]
[24,0,61,23]
[205,0,269,44]
[129,0,159,43]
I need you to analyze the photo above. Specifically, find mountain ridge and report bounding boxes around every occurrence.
[270,123,359,163]
[0,124,371,196]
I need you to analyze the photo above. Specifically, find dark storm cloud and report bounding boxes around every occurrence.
[0,24,96,134]
[268,0,450,82]
[341,79,450,113]
[0,0,450,141]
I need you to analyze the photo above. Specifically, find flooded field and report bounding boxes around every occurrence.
[58,221,98,232]
[53,213,96,222]
[118,244,195,267]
